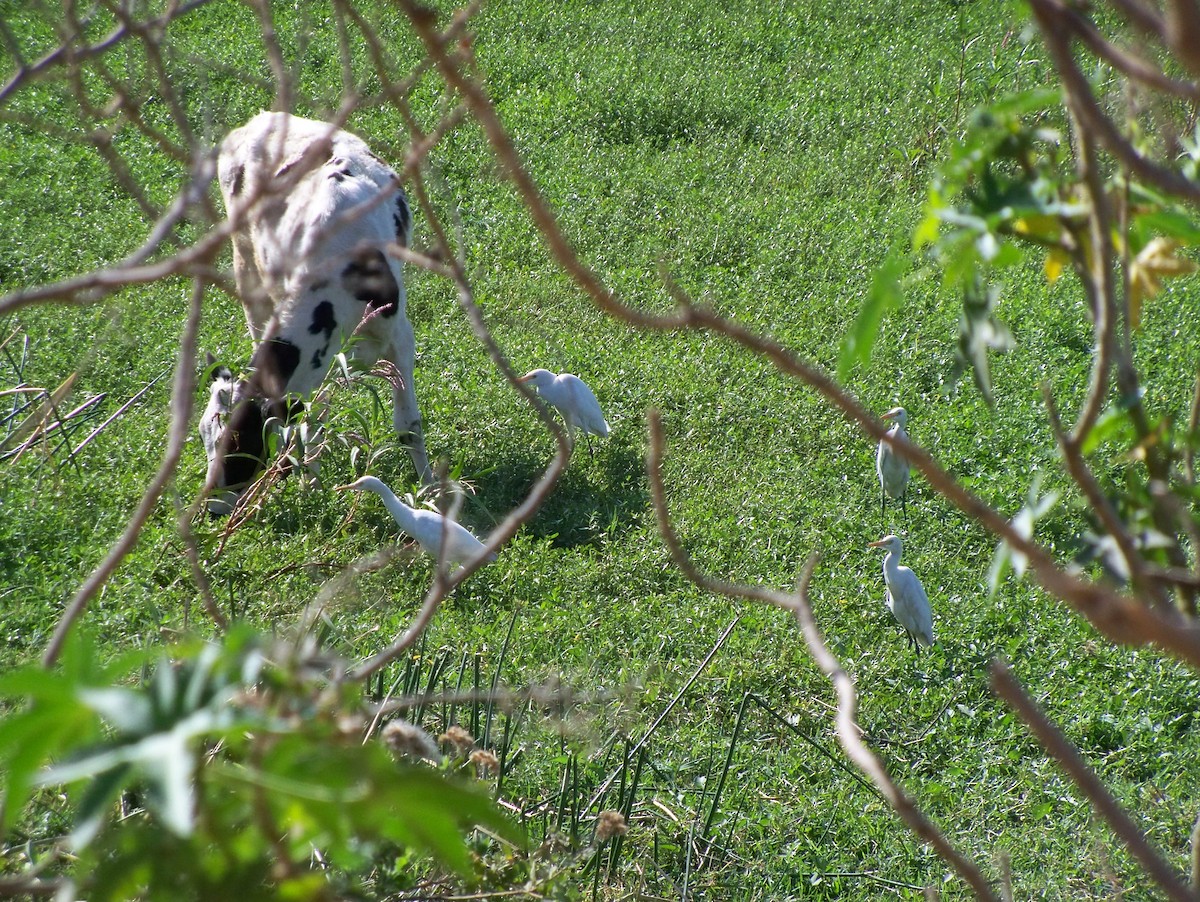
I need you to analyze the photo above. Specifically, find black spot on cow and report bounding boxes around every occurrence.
[230,164,245,196]
[393,193,412,246]
[308,300,337,340]
[311,346,327,370]
[341,249,399,317]
[251,338,301,397]
[310,278,330,292]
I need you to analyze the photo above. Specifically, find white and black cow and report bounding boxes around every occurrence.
[202,111,432,515]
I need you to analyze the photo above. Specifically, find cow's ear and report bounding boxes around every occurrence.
[202,352,226,383]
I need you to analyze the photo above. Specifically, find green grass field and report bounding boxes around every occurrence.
[3,0,1200,898]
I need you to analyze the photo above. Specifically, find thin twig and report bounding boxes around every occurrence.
[1044,385,1151,595]
[0,0,214,105]
[990,660,1194,901]
[404,0,1200,666]
[789,556,997,898]
[641,409,998,895]
[1030,0,1200,205]
[42,275,209,667]
[1060,4,1200,102]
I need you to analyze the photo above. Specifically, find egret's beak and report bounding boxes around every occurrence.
[868,539,889,548]
[332,484,353,492]
[881,410,898,420]
[518,374,532,383]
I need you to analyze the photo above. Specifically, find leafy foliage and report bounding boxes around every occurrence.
[0,629,520,899]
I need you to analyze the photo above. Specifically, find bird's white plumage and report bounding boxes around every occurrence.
[520,369,610,445]
[876,407,910,502]
[869,534,934,650]
[337,476,496,565]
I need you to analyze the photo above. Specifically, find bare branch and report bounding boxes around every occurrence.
[644,409,997,894]
[347,264,569,683]
[1108,0,1168,37]
[990,660,1194,901]
[43,275,211,667]
[790,556,999,899]
[401,0,1200,667]
[1061,4,1200,102]
[1030,0,1200,205]
[0,150,219,317]
[0,0,215,106]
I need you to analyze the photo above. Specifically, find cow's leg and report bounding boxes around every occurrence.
[390,313,432,486]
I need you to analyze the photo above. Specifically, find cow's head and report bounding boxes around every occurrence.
[199,355,276,517]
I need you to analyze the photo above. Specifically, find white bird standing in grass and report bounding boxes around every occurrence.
[876,406,910,520]
[335,476,496,566]
[519,369,610,455]
[868,534,934,653]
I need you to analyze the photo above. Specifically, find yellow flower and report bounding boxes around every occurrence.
[1129,237,1198,328]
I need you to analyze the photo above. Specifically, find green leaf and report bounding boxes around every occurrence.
[79,688,154,734]
[71,762,131,849]
[837,250,907,381]
[1132,210,1200,246]
[980,86,1063,119]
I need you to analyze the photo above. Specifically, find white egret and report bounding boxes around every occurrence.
[868,535,934,653]
[335,476,496,566]
[519,369,610,455]
[876,406,910,520]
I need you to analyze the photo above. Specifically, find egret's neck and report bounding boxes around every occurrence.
[883,549,902,575]
[370,483,418,531]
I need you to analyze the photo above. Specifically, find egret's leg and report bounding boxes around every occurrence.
[584,431,595,458]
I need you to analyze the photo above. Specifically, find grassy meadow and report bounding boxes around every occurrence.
[3,0,1200,897]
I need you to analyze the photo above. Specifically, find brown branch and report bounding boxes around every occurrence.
[789,555,999,898]
[1061,42,1197,609]
[1044,385,1154,597]
[347,261,569,682]
[1108,0,1168,37]
[0,873,67,897]
[402,0,688,332]
[990,661,1195,901]
[0,150,219,317]
[643,412,997,896]
[175,491,228,632]
[1030,0,1200,205]
[402,1,1200,666]
[1063,150,1112,445]
[1061,4,1200,102]
[644,408,996,894]
[42,275,210,667]
[0,0,215,106]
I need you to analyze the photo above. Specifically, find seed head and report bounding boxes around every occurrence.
[595,809,627,842]
[382,719,439,762]
[440,724,475,753]
[469,748,500,776]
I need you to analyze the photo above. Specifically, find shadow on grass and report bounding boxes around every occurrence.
[464,436,649,550]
